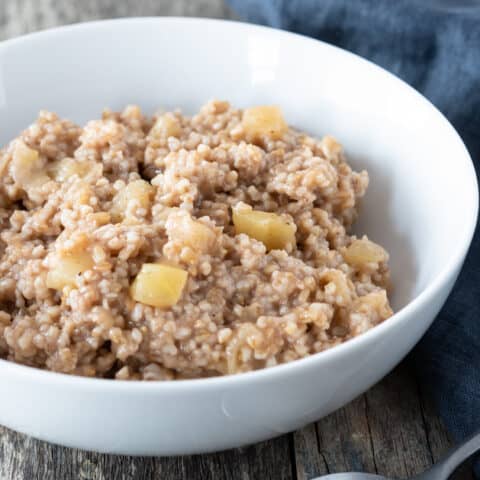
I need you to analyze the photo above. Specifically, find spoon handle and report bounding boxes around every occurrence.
[419,429,480,480]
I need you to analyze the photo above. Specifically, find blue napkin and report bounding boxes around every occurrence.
[228,0,480,469]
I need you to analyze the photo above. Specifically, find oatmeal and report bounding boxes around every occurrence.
[0,101,392,380]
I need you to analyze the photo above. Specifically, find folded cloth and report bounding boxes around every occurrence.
[228,0,480,470]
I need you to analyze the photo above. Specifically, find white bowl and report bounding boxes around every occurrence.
[0,18,477,455]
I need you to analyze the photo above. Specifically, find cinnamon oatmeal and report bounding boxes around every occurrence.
[0,100,392,380]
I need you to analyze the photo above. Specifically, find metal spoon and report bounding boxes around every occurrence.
[314,429,480,480]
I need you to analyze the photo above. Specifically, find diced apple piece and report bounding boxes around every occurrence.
[46,251,94,290]
[12,141,40,171]
[320,135,343,157]
[344,238,388,267]
[48,158,91,182]
[354,290,392,313]
[166,212,216,254]
[111,179,154,222]
[130,263,188,308]
[232,204,296,251]
[149,114,182,139]
[186,220,215,252]
[10,141,49,187]
[320,269,353,305]
[242,106,287,141]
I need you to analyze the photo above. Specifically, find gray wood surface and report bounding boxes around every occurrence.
[0,1,472,479]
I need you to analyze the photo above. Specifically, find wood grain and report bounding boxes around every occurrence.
[293,367,472,480]
[0,1,469,479]
[0,0,236,41]
[0,427,294,480]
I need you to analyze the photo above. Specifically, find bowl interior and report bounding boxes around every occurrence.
[0,18,476,312]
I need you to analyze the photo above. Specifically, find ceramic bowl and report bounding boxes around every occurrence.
[0,17,476,455]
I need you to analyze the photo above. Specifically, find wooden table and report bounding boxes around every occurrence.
[0,1,471,479]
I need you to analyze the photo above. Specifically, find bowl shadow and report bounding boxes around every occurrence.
[349,154,418,312]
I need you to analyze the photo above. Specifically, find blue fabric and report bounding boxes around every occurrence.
[228,0,480,471]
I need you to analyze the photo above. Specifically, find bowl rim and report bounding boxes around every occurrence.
[0,16,477,391]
